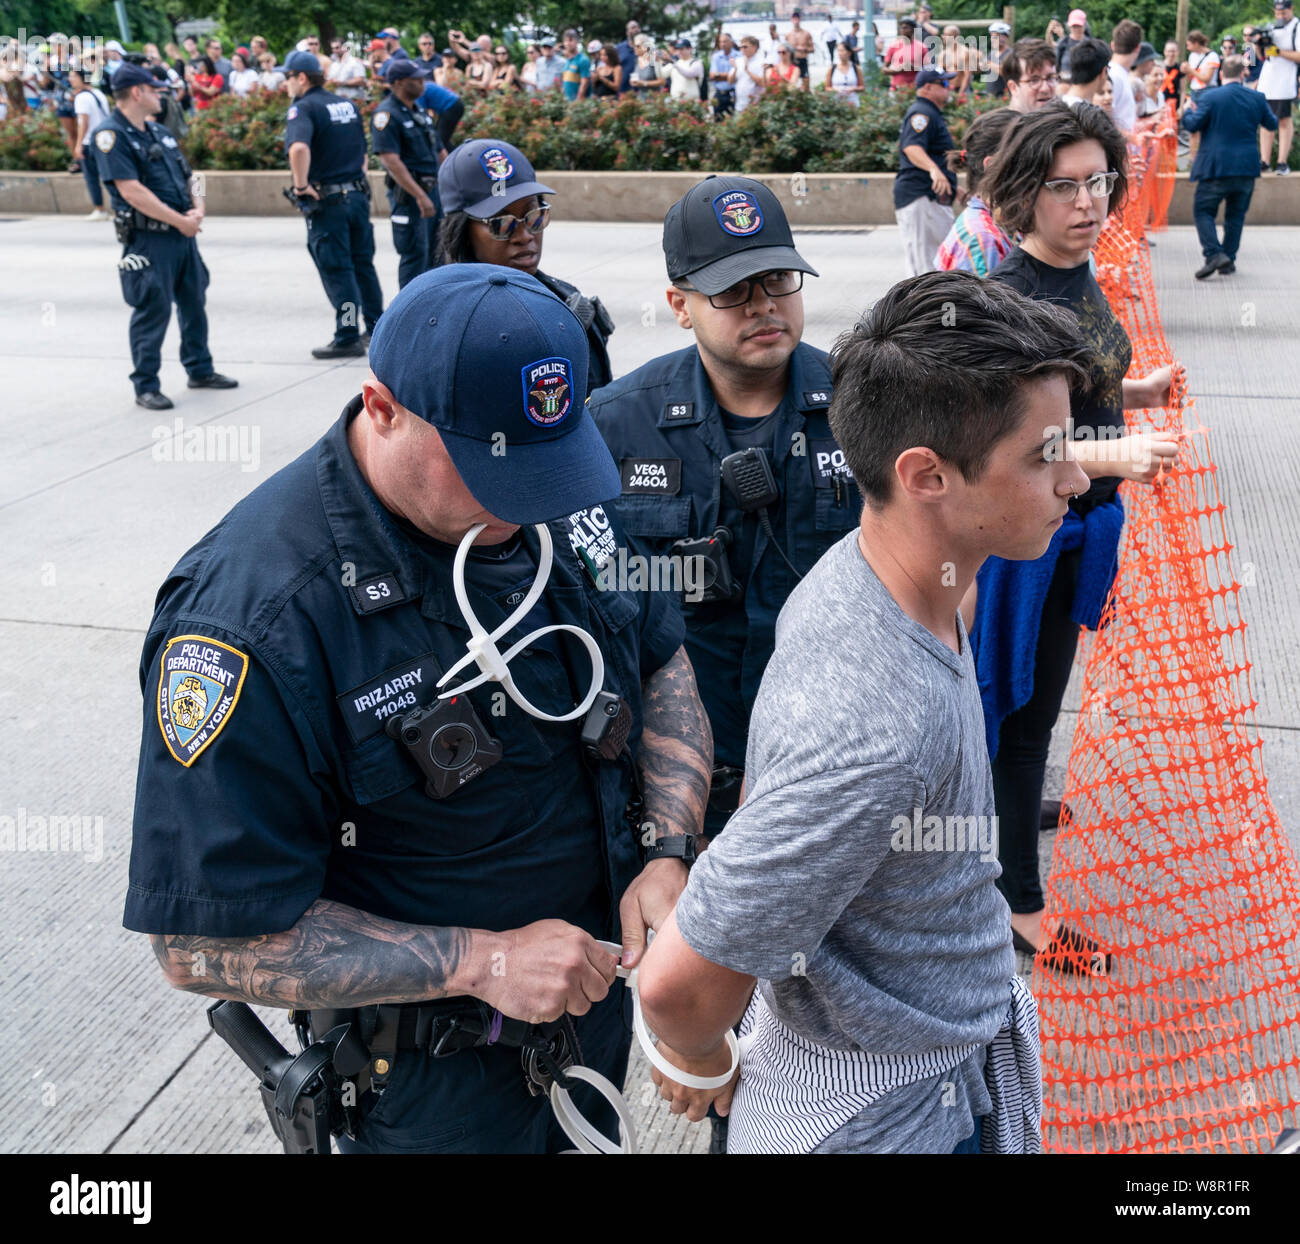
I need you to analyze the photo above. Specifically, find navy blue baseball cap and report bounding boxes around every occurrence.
[663,174,817,295]
[284,50,321,75]
[109,62,157,90]
[367,265,618,524]
[915,67,954,87]
[384,58,421,81]
[438,139,557,217]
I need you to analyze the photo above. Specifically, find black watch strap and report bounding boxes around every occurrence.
[643,834,698,867]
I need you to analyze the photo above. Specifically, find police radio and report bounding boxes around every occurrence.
[719,448,803,582]
[386,695,502,799]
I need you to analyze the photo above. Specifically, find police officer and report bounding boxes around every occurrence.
[893,66,958,278]
[589,174,860,846]
[92,62,237,410]
[125,266,712,1155]
[371,59,444,289]
[437,138,615,395]
[283,49,384,359]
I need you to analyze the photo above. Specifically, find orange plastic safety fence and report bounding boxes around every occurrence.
[1034,140,1300,1153]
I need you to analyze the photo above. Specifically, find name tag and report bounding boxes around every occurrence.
[337,653,443,744]
[620,457,682,495]
[808,439,853,489]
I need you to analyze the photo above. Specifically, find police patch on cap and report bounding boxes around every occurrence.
[156,635,249,767]
[95,129,116,153]
[480,146,514,181]
[911,113,929,132]
[521,357,573,427]
[713,189,764,237]
[374,110,389,129]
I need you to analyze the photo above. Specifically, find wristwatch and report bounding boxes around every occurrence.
[643,834,699,867]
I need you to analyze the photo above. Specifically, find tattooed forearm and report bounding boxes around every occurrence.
[638,645,713,841]
[148,898,481,1010]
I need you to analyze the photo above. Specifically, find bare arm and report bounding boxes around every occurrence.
[114,177,194,230]
[288,140,313,192]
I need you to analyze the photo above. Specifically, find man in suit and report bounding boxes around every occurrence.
[1182,54,1278,278]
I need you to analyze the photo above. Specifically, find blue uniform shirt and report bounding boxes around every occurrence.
[125,399,684,940]
[284,85,368,184]
[371,92,442,176]
[589,343,860,786]
[92,111,193,213]
[894,96,957,209]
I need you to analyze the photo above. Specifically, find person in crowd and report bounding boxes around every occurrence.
[914,1,942,42]
[844,21,862,67]
[1094,70,1114,116]
[189,56,223,109]
[592,44,622,97]
[768,44,801,90]
[437,46,466,91]
[490,43,521,92]
[1184,30,1221,96]
[1055,9,1089,78]
[1258,0,1300,175]
[1137,54,1166,119]
[1061,38,1111,107]
[415,31,441,77]
[617,21,641,95]
[710,32,738,118]
[327,38,368,100]
[1162,40,1185,105]
[535,36,564,93]
[228,52,258,97]
[935,107,1022,275]
[826,41,864,105]
[786,8,816,91]
[760,22,782,67]
[630,35,668,94]
[71,64,110,219]
[103,40,126,82]
[258,52,286,93]
[665,39,704,102]
[436,138,614,394]
[520,44,540,92]
[978,102,1181,966]
[1240,25,1265,88]
[1183,54,1279,276]
[1106,20,1142,133]
[894,67,957,277]
[938,24,981,98]
[823,16,843,60]
[561,28,591,100]
[464,44,492,93]
[884,17,926,90]
[1005,37,1062,112]
[735,34,766,112]
[182,35,202,74]
[205,38,233,92]
[248,36,270,65]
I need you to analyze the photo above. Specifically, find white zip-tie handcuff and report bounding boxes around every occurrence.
[548,940,745,1154]
[437,522,604,722]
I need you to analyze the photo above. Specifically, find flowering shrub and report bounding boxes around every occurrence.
[0,108,71,171]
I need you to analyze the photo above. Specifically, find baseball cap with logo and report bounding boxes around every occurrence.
[438,138,557,217]
[368,265,618,525]
[663,175,818,296]
[915,66,954,87]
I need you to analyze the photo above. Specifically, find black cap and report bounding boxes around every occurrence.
[438,138,556,217]
[663,175,817,295]
[109,62,157,90]
[385,58,421,81]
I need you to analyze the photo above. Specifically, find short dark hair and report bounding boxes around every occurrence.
[828,273,1093,507]
[947,107,1022,195]
[1187,30,1209,48]
[1003,37,1055,83]
[1068,37,1111,84]
[301,69,325,88]
[1112,20,1142,55]
[981,101,1129,237]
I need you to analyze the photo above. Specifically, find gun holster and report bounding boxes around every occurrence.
[113,207,135,244]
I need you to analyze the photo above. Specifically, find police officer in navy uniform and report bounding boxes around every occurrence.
[125,265,713,1154]
[437,139,615,396]
[283,49,384,359]
[893,66,958,278]
[92,62,237,410]
[590,175,861,845]
[371,59,444,289]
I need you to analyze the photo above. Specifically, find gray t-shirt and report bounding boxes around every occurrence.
[674,530,1015,1151]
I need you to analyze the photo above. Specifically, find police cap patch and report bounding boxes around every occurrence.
[95,129,116,153]
[156,635,249,766]
[713,189,764,237]
[521,357,573,427]
[480,146,514,180]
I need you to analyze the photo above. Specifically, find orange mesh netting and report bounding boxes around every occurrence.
[1034,125,1300,1153]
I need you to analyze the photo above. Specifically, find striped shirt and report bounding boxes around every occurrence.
[935,195,1013,278]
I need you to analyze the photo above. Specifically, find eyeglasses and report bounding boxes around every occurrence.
[477,203,550,240]
[681,270,804,309]
[1022,73,1060,87]
[1042,171,1119,201]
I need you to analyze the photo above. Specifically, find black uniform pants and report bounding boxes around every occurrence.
[992,548,1082,914]
[387,185,443,289]
[305,189,383,344]
[118,229,213,396]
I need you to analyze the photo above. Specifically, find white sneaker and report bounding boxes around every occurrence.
[86,208,110,221]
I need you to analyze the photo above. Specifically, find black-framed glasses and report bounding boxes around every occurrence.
[682,270,803,309]
[477,203,550,240]
[1042,171,1119,202]
[1023,72,1060,87]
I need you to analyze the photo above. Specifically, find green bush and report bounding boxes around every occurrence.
[0,108,72,171]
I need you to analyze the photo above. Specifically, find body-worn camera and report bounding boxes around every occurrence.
[672,528,740,604]
[386,695,502,799]
[580,691,633,761]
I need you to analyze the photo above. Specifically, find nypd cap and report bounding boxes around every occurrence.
[438,138,556,218]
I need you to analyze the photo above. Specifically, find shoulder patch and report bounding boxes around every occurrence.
[95,129,116,153]
[373,109,390,130]
[802,388,832,408]
[910,113,929,132]
[287,105,298,120]
[156,635,249,767]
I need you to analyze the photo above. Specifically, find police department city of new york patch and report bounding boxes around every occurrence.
[521,357,573,427]
[911,113,929,132]
[713,189,763,237]
[373,110,390,129]
[95,129,116,153]
[156,635,249,767]
[479,146,514,181]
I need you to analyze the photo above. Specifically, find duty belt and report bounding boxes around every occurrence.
[132,209,177,233]
[317,178,369,197]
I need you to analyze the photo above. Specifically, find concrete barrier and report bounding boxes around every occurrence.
[2,167,1297,226]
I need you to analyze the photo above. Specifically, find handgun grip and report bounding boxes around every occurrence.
[208,999,291,1086]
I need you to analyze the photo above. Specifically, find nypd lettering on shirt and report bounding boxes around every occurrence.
[326,100,358,124]
[808,439,854,489]
[337,653,441,743]
[567,505,618,576]
[620,457,682,495]
[157,635,249,766]
[522,357,573,427]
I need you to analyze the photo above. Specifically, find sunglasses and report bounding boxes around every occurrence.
[477,203,550,240]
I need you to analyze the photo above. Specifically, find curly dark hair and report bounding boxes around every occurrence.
[980,101,1128,238]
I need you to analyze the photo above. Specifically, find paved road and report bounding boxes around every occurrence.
[1,215,1296,1154]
